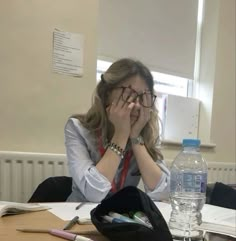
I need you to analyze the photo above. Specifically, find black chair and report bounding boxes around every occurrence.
[28,176,72,202]
[206,182,236,209]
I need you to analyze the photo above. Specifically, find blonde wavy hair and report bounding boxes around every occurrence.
[73,58,163,161]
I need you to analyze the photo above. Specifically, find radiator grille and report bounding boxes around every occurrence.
[0,152,68,202]
[207,162,236,184]
[0,151,235,202]
[166,159,236,184]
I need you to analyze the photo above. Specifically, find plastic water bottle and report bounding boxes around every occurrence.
[169,139,208,240]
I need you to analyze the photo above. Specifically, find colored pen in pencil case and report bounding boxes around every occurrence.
[132,211,152,229]
[108,212,137,223]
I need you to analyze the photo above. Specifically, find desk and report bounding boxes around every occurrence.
[0,210,108,241]
[0,208,234,241]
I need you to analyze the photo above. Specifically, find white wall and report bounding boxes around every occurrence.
[0,0,98,153]
[210,0,235,163]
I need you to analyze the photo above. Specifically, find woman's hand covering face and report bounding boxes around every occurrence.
[130,92,152,138]
[106,88,152,138]
[106,89,135,139]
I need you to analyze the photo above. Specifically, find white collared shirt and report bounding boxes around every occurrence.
[65,118,170,202]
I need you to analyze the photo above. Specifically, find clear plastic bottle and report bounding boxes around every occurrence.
[169,139,208,240]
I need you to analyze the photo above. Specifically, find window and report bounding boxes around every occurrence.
[96,0,205,143]
[96,59,196,142]
[96,59,191,97]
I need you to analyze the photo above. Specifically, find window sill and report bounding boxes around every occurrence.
[161,139,216,148]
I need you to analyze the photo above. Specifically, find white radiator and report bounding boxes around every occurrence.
[206,162,236,185]
[165,159,236,184]
[0,151,69,202]
[0,151,235,202]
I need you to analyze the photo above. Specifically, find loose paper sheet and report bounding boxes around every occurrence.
[201,204,236,227]
[198,222,236,238]
[154,202,236,237]
[52,29,84,77]
[40,202,98,221]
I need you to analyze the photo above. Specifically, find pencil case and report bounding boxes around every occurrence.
[90,186,173,241]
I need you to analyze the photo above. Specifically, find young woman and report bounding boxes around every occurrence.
[65,58,170,202]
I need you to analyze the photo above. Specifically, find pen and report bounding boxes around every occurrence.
[75,202,86,210]
[16,228,100,235]
[63,216,79,230]
[108,212,136,223]
[16,228,94,241]
[102,215,124,223]
[133,211,153,229]
[50,229,94,241]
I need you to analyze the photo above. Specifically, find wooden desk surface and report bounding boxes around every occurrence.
[0,209,232,241]
[0,210,109,241]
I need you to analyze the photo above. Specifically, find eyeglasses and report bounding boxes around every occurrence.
[116,86,156,108]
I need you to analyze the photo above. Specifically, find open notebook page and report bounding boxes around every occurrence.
[40,202,98,221]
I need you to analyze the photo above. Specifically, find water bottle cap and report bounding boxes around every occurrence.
[182,139,200,147]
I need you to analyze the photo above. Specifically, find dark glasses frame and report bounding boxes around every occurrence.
[115,86,157,108]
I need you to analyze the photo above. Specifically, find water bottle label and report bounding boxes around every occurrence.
[171,172,207,193]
